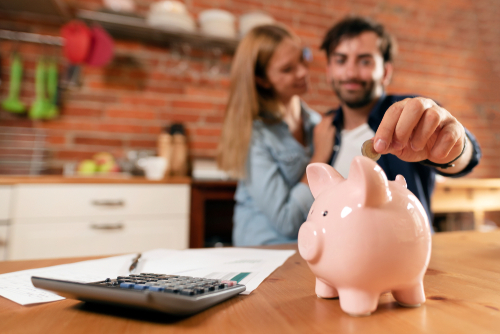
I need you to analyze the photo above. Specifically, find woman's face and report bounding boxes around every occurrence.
[260,37,309,102]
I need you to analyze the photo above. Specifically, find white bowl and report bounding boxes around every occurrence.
[149,1,187,14]
[147,12,196,32]
[239,12,275,36]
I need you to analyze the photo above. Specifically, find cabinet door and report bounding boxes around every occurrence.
[0,225,8,261]
[0,186,12,221]
[13,184,190,219]
[8,217,189,260]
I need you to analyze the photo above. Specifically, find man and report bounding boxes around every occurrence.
[321,16,481,224]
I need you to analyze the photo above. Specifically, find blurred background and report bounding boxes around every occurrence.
[0,0,499,259]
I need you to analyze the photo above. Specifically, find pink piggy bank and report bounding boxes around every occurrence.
[298,156,431,316]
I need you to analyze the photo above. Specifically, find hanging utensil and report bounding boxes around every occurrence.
[29,59,51,120]
[86,25,114,67]
[1,54,26,113]
[44,59,59,119]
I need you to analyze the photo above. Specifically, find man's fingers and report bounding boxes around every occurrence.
[410,106,444,152]
[429,122,464,162]
[373,99,408,153]
[393,98,434,150]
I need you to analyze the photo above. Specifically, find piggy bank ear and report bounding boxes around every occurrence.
[306,163,344,199]
[348,156,390,208]
[395,174,407,188]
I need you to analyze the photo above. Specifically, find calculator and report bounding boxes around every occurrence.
[31,273,246,316]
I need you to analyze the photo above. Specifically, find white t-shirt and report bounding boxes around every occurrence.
[333,123,375,178]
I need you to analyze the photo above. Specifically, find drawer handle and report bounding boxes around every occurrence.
[90,222,124,230]
[91,200,125,207]
[0,239,6,247]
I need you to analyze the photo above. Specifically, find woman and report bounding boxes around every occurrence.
[217,24,336,246]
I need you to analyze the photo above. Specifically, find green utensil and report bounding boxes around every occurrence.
[44,60,59,120]
[1,55,26,113]
[29,59,51,120]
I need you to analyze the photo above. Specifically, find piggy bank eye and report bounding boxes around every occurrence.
[322,211,328,217]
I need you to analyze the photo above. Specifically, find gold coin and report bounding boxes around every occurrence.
[361,139,381,161]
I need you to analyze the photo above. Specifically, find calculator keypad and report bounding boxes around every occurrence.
[98,273,238,296]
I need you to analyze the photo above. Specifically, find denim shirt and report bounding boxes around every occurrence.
[233,104,321,246]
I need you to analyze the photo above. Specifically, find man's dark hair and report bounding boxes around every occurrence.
[320,16,396,63]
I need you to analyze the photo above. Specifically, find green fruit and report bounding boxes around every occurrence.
[77,159,97,175]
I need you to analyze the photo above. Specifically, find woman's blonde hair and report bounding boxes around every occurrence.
[217,24,297,178]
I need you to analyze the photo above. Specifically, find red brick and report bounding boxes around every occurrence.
[171,100,214,110]
[194,128,222,137]
[105,108,156,120]
[145,86,185,95]
[184,86,229,99]
[74,137,124,147]
[97,124,144,134]
[120,96,167,106]
[46,135,66,145]
[205,116,225,123]
[158,113,201,123]
[129,139,157,148]
[62,106,102,118]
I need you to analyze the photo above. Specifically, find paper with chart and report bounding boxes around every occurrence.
[0,248,295,305]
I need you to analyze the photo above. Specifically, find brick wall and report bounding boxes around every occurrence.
[0,0,499,177]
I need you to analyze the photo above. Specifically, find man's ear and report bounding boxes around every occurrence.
[255,76,271,89]
[382,62,393,86]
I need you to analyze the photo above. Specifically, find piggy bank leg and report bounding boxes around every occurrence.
[392,281,425,307]
[315,278,338,299]
[337,289,379,316]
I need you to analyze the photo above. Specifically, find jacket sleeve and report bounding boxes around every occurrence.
[243,135,314,238]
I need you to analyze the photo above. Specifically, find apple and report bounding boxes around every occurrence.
[93,152,115,165]
[97,160,120,173]
[77,159,97,175]
[93,152,120,173]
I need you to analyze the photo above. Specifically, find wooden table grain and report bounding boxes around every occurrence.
[1,230,500,333]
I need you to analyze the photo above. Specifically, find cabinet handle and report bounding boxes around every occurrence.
[91,200,125,207]
[0,239,6,247]
[90,222,124,230]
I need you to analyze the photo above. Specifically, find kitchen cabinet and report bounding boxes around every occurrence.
[0,186,12,260]
[2,180,190,260]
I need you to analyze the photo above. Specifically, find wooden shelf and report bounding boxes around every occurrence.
[76,9,239,53]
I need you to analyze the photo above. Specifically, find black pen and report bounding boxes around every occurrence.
[129,253,141,273]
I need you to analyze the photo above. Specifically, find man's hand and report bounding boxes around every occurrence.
[373,97,471,173]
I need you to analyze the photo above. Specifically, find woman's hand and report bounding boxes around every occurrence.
[302,112,336,184]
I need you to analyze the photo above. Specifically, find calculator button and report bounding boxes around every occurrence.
[133,284,149,290]
[120,282,135,288]
[165,287,180,293]
[149,286,165,292]
[180,289,196,296]
[133,280,146,284]
[221,280,237,287]
[194,287,205,294]
[207,285,216,291]
[218,283,228,289]
[145,282,160,286]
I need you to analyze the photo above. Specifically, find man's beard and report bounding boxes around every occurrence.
[331,80,376,109]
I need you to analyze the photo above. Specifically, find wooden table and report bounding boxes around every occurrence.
[432,178,500,230]
[1,230,500,333]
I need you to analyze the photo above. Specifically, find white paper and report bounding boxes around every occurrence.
[0,248,295,305]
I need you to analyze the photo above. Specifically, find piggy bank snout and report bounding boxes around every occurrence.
[298,222,323,263]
